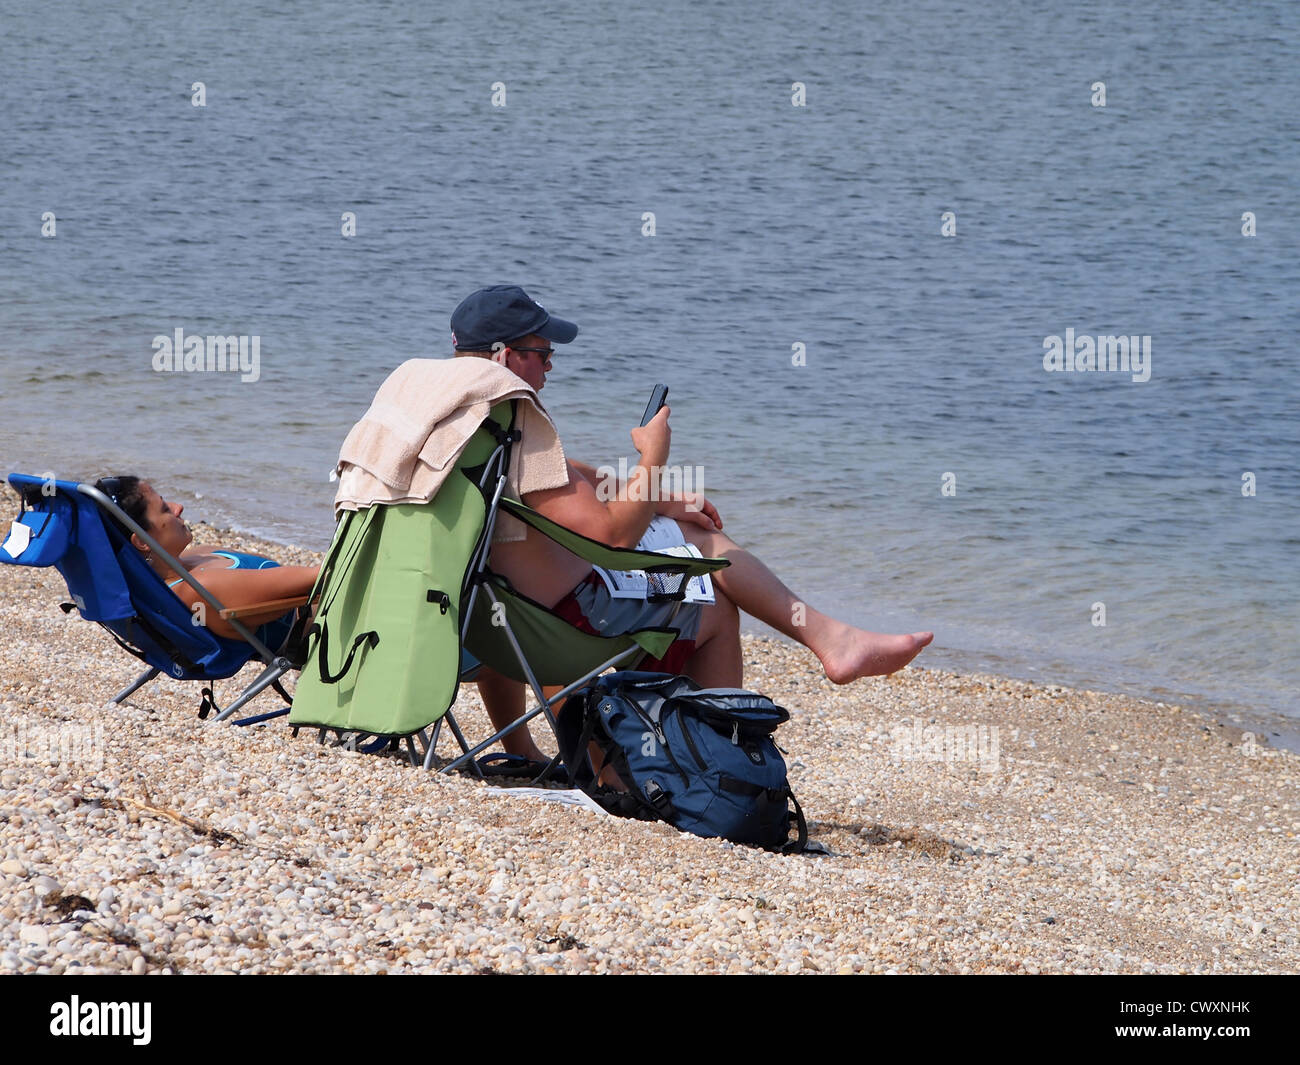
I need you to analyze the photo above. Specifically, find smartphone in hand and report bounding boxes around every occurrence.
[640,384,669,427]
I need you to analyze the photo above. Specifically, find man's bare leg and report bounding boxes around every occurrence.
[680,525,933,683]
[583,588,741,788]
[681,584,743,688]
[475,667,547,762]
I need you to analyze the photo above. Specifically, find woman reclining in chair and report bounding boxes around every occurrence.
[94,476,317,646]
[95,476,536,749]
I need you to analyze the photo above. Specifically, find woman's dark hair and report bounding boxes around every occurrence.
[93,475,152,539]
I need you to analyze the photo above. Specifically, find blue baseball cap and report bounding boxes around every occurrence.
[450,285,579,351]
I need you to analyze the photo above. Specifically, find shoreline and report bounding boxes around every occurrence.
[205,508,1300,756]
[4,472,1289,751]
[2,526,1298,973]
[136,495,1300,753]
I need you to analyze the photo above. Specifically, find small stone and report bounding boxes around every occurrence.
[19,925,49,948]
[1,859,27,876]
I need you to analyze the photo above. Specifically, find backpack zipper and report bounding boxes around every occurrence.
[629,701,689,785]
[676,710,709,771]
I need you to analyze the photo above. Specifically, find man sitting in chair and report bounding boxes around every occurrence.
[451,286,933,763]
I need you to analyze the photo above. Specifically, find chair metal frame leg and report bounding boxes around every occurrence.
[437,582,645,775]
[424,708,484,775]
[435,647,639,775]
[404,729,429,767]
[112,666,160,704]
[209,657,295,723]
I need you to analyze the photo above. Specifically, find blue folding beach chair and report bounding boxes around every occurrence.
[1,473,301,723]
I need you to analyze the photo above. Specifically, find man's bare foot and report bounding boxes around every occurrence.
[502,739,549,763]
[817,626,934,684]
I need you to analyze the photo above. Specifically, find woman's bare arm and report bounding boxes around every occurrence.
[173,565,318,640]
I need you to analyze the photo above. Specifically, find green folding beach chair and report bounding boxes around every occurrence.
[288,401,729,775]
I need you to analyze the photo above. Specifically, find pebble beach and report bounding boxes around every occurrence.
[2,523,1297,976]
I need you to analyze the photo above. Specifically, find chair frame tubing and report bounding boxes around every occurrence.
[423,413,688,775]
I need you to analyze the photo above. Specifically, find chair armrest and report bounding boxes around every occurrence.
[496,497,730,575]
[218,595,310,621]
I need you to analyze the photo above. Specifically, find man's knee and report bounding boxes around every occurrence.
[700,586,739,640]
[680,524,738,558]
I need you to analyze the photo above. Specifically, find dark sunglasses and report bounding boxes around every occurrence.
[97,477,125,504]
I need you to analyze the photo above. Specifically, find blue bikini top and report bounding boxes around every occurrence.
[166,549,278,588]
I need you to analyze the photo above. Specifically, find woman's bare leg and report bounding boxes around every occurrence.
[680,525,933,683]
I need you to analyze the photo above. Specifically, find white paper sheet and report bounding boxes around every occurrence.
[595,516,716,603]
[482,786,610,815]
[1,520,32,559]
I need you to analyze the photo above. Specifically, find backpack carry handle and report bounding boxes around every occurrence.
[306,622,379,685]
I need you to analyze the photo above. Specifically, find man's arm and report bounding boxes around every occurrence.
[522,407,671,548]
[568,460,603,488]
[569,460,722,532]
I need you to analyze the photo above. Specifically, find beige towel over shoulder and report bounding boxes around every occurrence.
[333,357,569,542]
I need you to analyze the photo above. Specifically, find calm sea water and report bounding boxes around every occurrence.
[2,1,1297,733]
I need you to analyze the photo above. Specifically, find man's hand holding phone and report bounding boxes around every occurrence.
[639,384,669,427]
[630,404,670,468]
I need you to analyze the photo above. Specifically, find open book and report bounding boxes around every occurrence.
[595,516,716,604]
